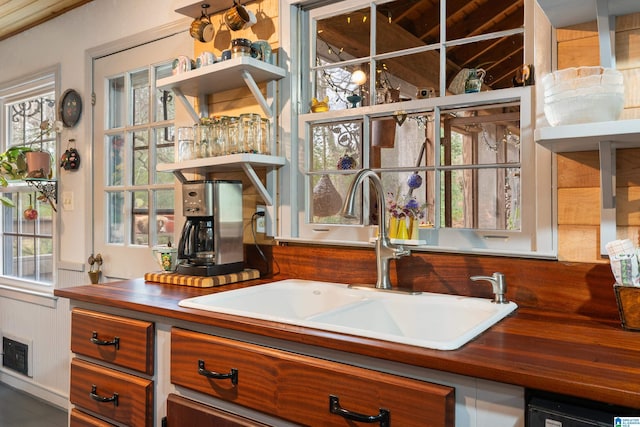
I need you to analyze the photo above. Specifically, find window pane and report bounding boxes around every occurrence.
[314,62,370,111]
[446,33,524,95]
[372,112,435,169]
[155,64,175,122]
[310,121,361,172]
[446,0,523,39]
[315,6,370,64]
[131,70,150,125]
[108,76,125,129]
[155,126,175,184]
[108,191,125,244]
[439,167,520,230]
[108,134,125,186]
[132,191,149,245]
[132,130,149,185]
[441,104,520,166]
[376,0,440,54]
[378,51,440,101]
[156,189,175,245]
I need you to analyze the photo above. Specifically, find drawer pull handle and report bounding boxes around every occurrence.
[198,359,238,385]
[329,395,390,427]
[90,331,120,350]
[90,385,119,407]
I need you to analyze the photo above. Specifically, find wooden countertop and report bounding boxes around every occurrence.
[55,277,640,409]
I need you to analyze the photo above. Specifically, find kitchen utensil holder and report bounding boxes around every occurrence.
[614,284,640,331]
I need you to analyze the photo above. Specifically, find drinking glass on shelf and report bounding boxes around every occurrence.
[177,126,194,161]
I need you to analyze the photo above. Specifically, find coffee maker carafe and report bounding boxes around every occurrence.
[177,180,244,276]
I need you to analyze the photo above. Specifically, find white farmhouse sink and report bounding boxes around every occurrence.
[179,279,517,350]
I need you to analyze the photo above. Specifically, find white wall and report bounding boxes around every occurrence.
[0,0,190,407]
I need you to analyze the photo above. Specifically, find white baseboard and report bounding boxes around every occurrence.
[0,370,68,410]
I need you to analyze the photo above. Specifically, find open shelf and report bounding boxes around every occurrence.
[534,119,640,152]
[536,0,640,28]
[157,56,286,98]
[157,154,286,206]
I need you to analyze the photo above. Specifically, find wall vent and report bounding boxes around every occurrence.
[2,335,32,377]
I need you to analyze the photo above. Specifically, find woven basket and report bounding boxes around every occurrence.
[614,285,640,331]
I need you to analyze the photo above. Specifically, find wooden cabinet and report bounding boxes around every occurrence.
[171,327,455,426]
[69,308,155,427]
[166,394,269,427]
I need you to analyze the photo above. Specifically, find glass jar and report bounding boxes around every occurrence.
[225,116,240,154]
[209,117,225,156]
[239,113,261,153]
[259,118,271,154]
[194,123,211,158]
[177,126,194,161]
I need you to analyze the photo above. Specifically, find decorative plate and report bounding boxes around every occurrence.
[59,89,82,128]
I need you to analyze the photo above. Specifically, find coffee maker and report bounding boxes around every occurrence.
[176,180,244,276]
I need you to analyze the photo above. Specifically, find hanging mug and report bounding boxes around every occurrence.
[190,11,214,43]
[224,2,251,31]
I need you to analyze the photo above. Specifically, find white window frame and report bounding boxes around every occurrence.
[281,0,555,258]
[0,66,59,294]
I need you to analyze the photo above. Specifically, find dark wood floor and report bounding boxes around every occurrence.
[0,381,67,427]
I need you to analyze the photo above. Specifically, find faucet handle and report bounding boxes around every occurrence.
[470,272,508,304]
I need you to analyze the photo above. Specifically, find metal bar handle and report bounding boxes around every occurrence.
[198,359,238,385]
[90,331,120,349]
[329,395,390,427]
[89,385,119,407]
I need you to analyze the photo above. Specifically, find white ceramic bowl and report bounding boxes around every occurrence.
[542,67,625,126]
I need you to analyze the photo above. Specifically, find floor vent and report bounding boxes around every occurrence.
[2,336,30,376]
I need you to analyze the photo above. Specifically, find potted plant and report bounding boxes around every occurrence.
[0,145,31,206]
[0,119,61,207]
[24,119,61,179]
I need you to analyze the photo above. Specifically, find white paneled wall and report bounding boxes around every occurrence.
[0,268,87,408]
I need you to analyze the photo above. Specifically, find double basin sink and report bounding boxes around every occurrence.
[179,279,518,350]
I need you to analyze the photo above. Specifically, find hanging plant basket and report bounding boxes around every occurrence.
[26,151,52,179]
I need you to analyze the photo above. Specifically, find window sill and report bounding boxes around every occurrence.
[0,283,57,308]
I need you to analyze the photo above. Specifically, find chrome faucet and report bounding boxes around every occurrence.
[470,272,509,304]
[341,169,411,290]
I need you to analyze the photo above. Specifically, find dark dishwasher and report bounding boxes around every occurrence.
[527,391,640,427]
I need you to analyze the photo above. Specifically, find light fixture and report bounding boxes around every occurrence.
[351,69,367,86]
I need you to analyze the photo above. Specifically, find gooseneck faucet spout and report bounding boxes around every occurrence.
[341,169,411,290]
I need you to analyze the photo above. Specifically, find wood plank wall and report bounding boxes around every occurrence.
[557,13,640,263]
[192,0,280,245]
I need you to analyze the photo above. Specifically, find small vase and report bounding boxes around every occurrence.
[396,218,409,240]
[409,218,419,240]
[388,217,398,239]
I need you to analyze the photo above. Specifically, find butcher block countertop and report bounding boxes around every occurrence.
[55,276,640,409]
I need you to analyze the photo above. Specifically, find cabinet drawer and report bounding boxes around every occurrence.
[70,408,117,426]
[167,394,270,427]
[71,308,154,374]
[70,358,153,427]
[171,328,455,426]
[171,328,279,413]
